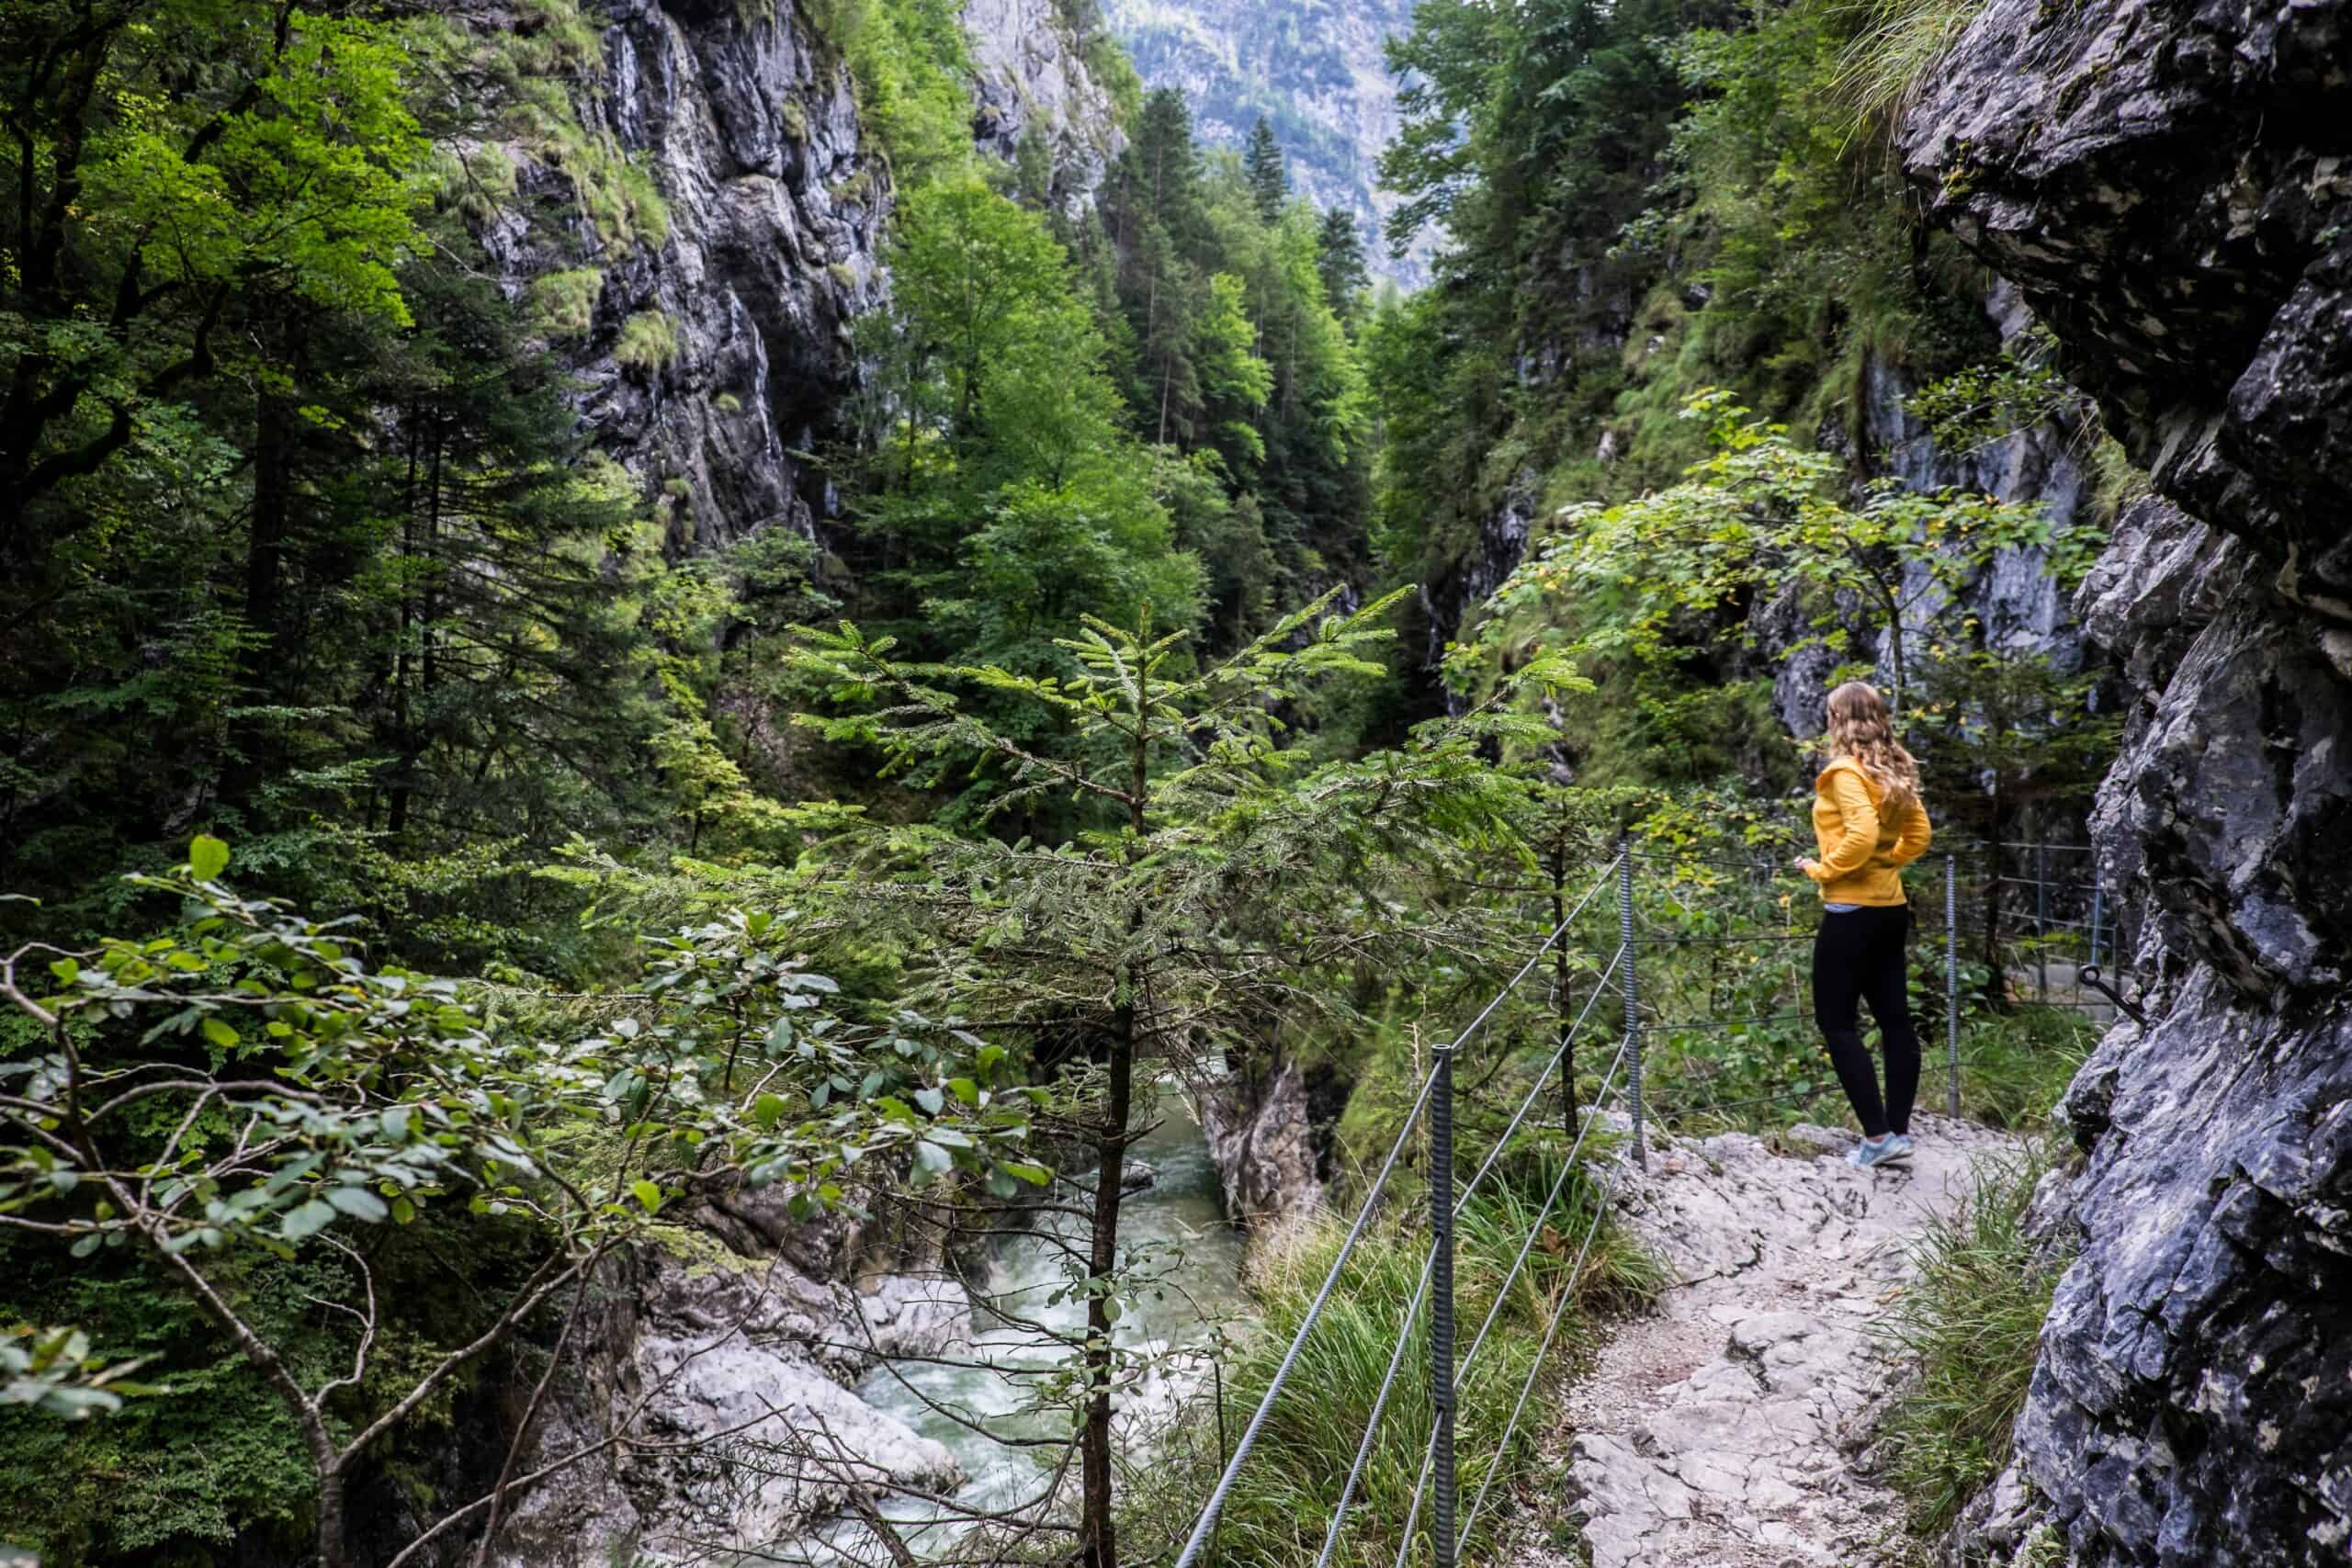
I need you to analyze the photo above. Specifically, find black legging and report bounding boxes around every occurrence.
[1813,904,1920,1138]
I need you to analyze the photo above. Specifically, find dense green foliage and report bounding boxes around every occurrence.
[0,0,725,964]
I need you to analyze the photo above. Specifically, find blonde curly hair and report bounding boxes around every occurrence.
[1825,681,1921,821]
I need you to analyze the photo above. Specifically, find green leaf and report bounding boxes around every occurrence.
[281,1200,337,1241]
[188,835,231,881]
[630,1179,662,1213]
[752,1093,787,1131]
[914,1087,944,1116]
[1000,1161,1053,1186]
[200,1017,238,1049]
[912,1141,952,1177]
[324,1188,389,1223]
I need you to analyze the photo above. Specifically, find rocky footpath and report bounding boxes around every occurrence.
[1516,1115,2017,1568]
[1900,1,2352,1562]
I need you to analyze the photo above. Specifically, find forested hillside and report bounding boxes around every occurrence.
[4,0,2344,1564]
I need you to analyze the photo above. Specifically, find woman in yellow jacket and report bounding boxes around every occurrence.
[1794,682,1933,1168]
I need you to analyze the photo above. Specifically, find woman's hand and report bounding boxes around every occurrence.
[1792,856,1821,879]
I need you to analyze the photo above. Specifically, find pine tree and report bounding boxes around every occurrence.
[1244,116,1289,222]
[1316,208,1372,318]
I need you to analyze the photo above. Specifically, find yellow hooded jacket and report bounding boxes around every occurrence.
[1806,757,1931,906]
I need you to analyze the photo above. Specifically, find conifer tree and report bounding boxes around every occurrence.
[1316,208,1373,320]
[792,593,1567,1568]
[1244,116,1289,222]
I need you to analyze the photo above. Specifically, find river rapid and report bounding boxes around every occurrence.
[789,1082,1253,1562]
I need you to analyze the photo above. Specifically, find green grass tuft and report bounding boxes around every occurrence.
[1874,1142,2067,1533]
[1125,1149,1660,1566]
[615,310,681,373]
[1827,0,1989,131]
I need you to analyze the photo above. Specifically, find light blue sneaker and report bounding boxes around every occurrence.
[1848,1133,1914,1168]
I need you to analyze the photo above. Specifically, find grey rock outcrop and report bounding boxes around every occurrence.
[491,1235,974,1568]
[1901,1,2352,1561]
[481,0,887,552]
[1202,1059,1333,1227]
[1773,332,2095,739]
[963,0,1125,215]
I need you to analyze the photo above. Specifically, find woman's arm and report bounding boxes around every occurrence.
[1892,800,1933,868]
[1807,769,1882,883]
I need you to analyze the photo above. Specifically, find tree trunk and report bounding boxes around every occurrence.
[1079,1000,1133,1568]
[227,389,295,801]
[316,1462,349,1568]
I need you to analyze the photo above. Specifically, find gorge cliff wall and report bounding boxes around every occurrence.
[1900,3,2352,1562]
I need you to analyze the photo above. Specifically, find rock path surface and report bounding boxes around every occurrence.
[1543,1113,2018,1568]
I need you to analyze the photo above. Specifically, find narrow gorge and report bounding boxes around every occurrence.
[1,0,2345,1565]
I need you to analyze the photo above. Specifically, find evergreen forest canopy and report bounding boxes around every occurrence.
[0,0,2123,1563]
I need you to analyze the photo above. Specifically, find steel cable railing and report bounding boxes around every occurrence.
[1454,1163,1620,1550]
[1167,1055,1444,1568]
[1169,854,1625,1568]
[1164,834,2138,1564]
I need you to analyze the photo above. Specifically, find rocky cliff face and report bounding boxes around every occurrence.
[478,0,888,552]
[1770,321,2099,739]
[1901,3,2352,1562]
[482,0,1123,553]
[964,0,1126,214]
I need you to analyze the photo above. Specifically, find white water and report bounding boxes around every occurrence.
[790,1084,1251,1562]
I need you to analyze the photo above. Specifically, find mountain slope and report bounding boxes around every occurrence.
[1103,0,1428,284]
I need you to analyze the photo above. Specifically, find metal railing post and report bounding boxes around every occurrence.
[2089,878,2105,974]
[1428,1044,1458,1568]
[1944,852,1961,1119]
[1616,838,1645,1169]
[2035,834,2051,1002]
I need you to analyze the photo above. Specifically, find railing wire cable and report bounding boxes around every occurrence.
[1454,944,1623,1214]
[1454,1066,1626,1390]
[1311,1254,1437,1568]
[1455,1171,1619,1550]
[1167,1055,1445,1568]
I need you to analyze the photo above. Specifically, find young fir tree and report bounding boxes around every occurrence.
[1243,117,1289,223]
[791,591,1566,1568]
[1316,209,1373,322]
